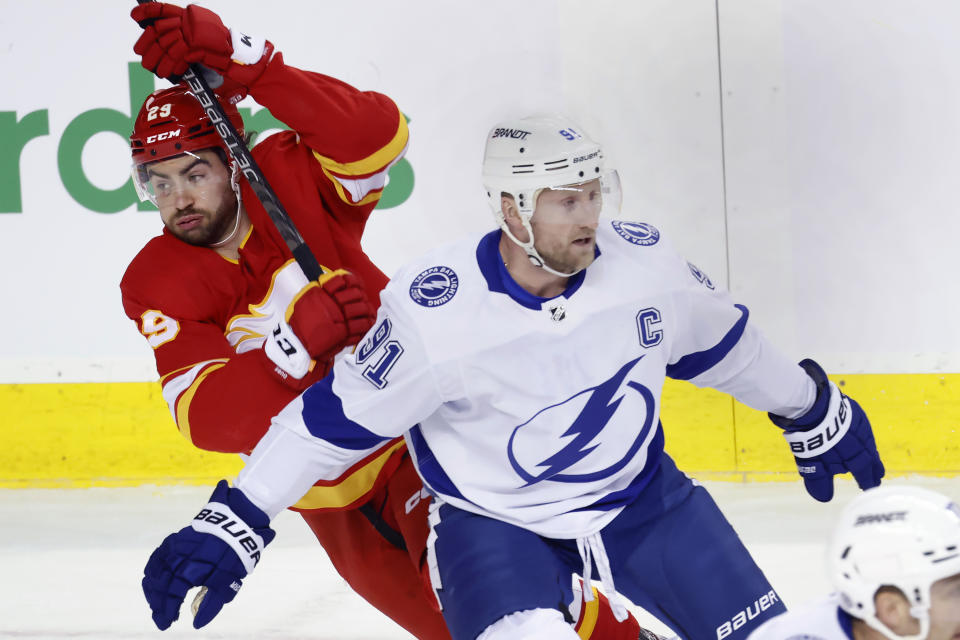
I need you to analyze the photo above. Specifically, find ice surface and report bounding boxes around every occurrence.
[2,477,958,639]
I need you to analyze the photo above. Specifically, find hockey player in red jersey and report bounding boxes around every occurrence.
[124,3,656,638]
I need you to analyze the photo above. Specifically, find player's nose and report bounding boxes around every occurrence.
[575,202,600,228]
[172,186,195,210]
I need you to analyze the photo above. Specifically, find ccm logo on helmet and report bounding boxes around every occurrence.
[492,128,531,140]
[145,130,181,144]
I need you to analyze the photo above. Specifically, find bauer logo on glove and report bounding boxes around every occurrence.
[193,504,268,571]
[783,394,851,456]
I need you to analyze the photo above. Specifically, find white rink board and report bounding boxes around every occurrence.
[2,0,960,382]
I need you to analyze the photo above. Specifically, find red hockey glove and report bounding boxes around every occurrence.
[262,269,376,390]
[290,269,377,360]
[131,3,274,103]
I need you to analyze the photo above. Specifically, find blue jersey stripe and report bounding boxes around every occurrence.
[300,375,392,450]
[666,304,750,381]
[408,424,466,501]
[574,427,665,512]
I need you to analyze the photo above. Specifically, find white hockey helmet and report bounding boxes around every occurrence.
[829,485,960,640]
[481,114,621,276]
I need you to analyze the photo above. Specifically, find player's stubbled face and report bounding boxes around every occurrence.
[927,573,960,640]
[531,178,602,274]
[148,150,238,246]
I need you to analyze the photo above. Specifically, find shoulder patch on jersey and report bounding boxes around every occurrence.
[409,266,459,307]
[611,220,660,246]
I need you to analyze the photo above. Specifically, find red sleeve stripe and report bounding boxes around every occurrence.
[160,359,229,443]
[290,439,406,510]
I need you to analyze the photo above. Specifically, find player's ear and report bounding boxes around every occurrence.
[500,192,519,223]
[499,194,530,243]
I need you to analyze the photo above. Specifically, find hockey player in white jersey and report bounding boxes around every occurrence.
[748,486,960,640]
[140,115,885,639]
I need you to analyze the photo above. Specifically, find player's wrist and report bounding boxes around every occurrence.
[768,359,831,430]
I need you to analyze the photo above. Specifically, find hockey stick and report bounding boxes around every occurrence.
[134,0,324,281]
[132,0,321,620]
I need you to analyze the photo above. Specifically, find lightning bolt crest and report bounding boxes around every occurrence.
[510,356,644,486]
[417,278,449,293]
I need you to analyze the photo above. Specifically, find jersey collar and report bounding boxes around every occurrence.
[836,606,855,640]
[475,229,598,310]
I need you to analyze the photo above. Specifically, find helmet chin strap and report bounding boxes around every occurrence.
[499,215,582,279]
[867,610,928,640]
[209,161,244,248]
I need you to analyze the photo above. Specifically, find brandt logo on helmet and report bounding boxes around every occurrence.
[409,266,459,307]
[492,128,532,140]
[854,511,908,526]
[611,220,660,246]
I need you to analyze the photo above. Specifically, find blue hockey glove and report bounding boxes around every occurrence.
[769,359,885,502]
[142,480,275,630]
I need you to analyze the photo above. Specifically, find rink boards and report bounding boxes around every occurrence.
[3,372,957,488]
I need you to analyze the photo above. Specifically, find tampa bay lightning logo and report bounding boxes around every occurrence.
[611,220,660,246]
[507,356,657,485]
[409,266,459,307]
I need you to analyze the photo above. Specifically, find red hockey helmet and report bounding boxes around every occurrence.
[130,85,244,203]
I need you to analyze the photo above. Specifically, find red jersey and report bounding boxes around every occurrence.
[121,53,408,512]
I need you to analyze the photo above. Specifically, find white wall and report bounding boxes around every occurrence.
[1,0,957,383]
[720,0,960,373]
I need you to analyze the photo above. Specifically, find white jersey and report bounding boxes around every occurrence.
[747,594,854,640]
[239,220,814,536]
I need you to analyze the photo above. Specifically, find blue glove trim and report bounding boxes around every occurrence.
[768,358,830,429]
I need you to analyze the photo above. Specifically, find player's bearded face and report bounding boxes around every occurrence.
[149,150,238,247]
[530,179,602,274]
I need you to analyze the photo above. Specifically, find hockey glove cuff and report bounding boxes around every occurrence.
[769,359,885,502]
[260,320,322,391]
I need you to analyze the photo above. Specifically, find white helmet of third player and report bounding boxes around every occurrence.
[481,114,621,276]
[829,485,960,640]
